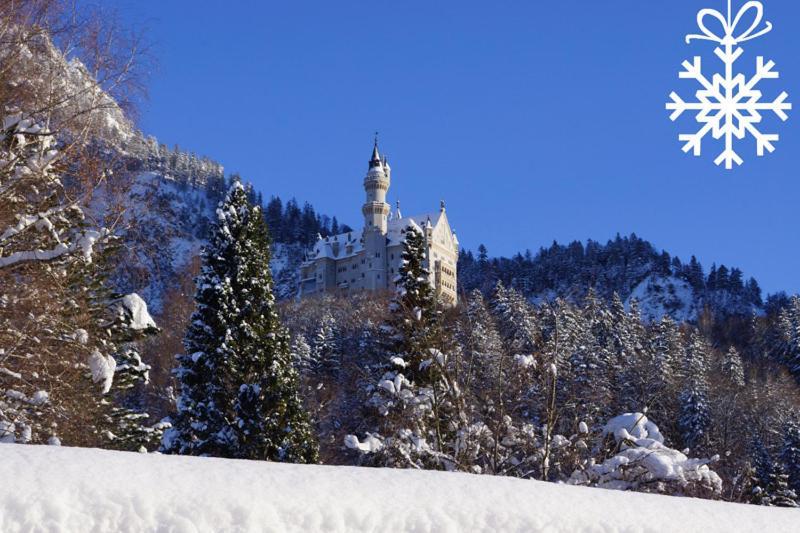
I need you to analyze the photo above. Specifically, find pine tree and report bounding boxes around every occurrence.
[721,347,746,387]
[780,296,800,383]
[383,225,440,384]
[650,319,677,380]
[162,182,318,463]
[347,225,468,470]
[678,332,711,451]
[750,438,798,507]
[491,282,539,358]
[309,312,340,375]
[291,334,313,374]
[782,419,800,496]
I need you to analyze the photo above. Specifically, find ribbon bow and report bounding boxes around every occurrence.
[686,0,773,46]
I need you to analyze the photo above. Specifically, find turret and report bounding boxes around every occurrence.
[361,136,391,290]
[362,136,391,234]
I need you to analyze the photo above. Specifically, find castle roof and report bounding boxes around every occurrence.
[303,209,450,264]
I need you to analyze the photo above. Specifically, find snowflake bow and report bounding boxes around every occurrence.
[686,0,772,46]
[666,0,791,169]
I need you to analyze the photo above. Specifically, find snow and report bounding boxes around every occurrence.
[626,275,697,323]
[603,413,665,445]
[1,444,797,532]
[572,414,721,494]
[344,434,383,453]
[87,349,116,394]
[119,293,157,331]
[513,354,536,368]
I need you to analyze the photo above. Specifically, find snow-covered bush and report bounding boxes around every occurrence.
[569,413,722,497]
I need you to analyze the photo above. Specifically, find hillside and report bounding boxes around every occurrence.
[1,444,796,533]
[459,234,768,322]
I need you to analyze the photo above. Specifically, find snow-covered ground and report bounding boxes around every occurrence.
[1,444,796,532]
[626,274,698,323]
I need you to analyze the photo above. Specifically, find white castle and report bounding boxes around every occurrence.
[298,140,459,305]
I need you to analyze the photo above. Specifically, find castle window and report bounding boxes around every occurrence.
[362,273,365,278]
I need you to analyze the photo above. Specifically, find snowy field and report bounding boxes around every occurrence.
[1,444,797,533]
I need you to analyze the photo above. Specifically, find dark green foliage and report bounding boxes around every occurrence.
[678,333,711,452]
[782,419,800,496]
[384,225,441,385]
[750,438,798,507]
[163,182,318,463]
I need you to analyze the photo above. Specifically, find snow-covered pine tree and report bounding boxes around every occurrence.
[309,312,340,376]
[782,419,800,496]
[347,225,472,470]
[678,331,711,452]
[86,286,163,450]
[162,182,318,463]
[382,225,441,385]
[460,290,505,396]
[721,347,746,387]
[750,438,798,507]
[566,295,611,428]
[291,334,313,374]
[491,282,539,357]
[608,293,641,414]
[780,296,800,383]
[458,289,522,475]
[648,316,682,429]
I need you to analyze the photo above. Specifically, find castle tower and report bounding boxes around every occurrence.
[362,137,391,290]
[362,138,391,233]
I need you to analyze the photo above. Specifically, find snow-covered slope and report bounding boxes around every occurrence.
[0,444,795,533]
[626,275,699,323]
[107,172,305,312]
[624,274,763,323]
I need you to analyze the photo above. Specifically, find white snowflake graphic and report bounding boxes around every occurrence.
[666,0,791,169]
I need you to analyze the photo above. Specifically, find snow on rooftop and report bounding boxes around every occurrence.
[1,444,796,532]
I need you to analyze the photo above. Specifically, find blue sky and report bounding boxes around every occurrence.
[110,0,799,295]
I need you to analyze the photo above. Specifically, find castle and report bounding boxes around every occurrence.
[298,140,459,305]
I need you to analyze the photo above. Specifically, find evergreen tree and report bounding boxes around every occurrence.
[310,312,340,375]
[678,332,711,451]
[162,182,318,463]
[780,296,800,383]
[721,347,746,387]
[782,419,800,496]
[264,196,284,241]
[347,225,469,470]
[750,438,798,507]
[383,225,441,384]
[291,334,313,374]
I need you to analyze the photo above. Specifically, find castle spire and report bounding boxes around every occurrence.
[370,132,381,166]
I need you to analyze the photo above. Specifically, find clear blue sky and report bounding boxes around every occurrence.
[110,0,799,295]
